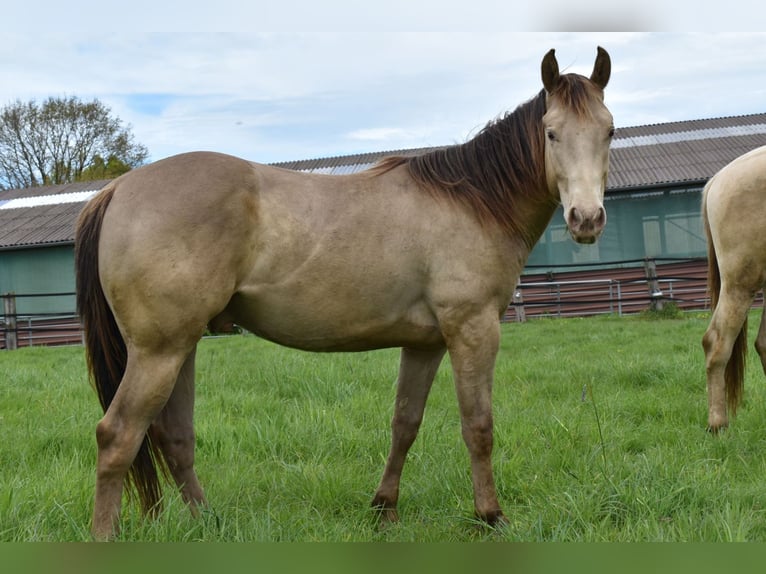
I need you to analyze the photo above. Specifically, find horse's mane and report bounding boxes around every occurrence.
[373,74,599,244]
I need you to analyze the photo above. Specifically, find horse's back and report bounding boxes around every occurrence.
[705,145,766,209]
[705,145,766,282]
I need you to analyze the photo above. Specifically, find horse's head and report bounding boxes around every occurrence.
[541,47,613,244]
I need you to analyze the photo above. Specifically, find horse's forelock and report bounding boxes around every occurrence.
[548,73,604,118]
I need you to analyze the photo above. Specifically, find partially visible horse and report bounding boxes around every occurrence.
[703,145,766,431]
[75,47,613,539]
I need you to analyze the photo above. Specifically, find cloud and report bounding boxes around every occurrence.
[346,127,431,143]
[3,32,766,165]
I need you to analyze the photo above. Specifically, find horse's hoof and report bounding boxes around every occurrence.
[378,508,399,528]
[371,499,399,527]
[477,509,508,527]
[707,423,728,435]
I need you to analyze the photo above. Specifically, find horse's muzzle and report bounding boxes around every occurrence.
[566,205,606,244]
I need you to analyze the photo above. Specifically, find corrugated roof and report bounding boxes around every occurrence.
[614,113,766,138]
[605,113,766,190]
[272,113,766,192]
[0,201,86,249]
[0,189,99,210]
[2,113,766,250]
[0,179,111,201]
[271,147,441,173]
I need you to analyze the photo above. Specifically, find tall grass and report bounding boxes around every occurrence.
[3,312,766,541]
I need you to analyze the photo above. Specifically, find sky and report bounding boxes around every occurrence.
[2,5,766,165]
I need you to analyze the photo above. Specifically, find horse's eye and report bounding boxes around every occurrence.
[546,130,556,142]
[608,127,615,138]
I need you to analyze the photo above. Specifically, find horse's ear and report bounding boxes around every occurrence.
[541,49,559,92]
[590,46,611,90]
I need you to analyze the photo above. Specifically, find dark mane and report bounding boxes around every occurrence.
[373,74,599,244]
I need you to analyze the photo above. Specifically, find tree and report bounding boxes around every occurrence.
[0,96,149,189]
[79,154,135,181]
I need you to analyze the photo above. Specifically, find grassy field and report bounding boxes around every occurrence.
[4,310,766,541]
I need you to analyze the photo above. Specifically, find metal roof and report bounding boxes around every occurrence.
[0,180,110,250]
[272,113,766,192]
[607,113,766,190]
[0,201,87,250]
[0,179,111,201]
[0,189,99,210]
[2,113,766,250]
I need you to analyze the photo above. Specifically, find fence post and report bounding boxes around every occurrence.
[644,258,664,312]
[2,292,18,351]
[513,284,526,323]
[617,282,623,317]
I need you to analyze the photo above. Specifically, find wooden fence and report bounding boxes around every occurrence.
[1,294,82,350]
[504,257,722,322]
[0,258,744,350]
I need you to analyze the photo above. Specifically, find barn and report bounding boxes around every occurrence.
[2,112,766,347]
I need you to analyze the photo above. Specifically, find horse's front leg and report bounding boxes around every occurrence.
[372,346,446,524]
[444,310,505,525]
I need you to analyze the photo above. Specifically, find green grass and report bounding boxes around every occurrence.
[4,311,766,541]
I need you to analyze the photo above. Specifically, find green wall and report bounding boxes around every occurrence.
[0,245,76,315]
[526,186,705,270]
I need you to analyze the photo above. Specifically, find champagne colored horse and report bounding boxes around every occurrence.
[76,47,613,539]
[703,145,766,431]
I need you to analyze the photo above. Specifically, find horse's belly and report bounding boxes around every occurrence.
[220,291,444,352]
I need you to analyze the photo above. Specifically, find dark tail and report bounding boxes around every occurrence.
[703,182,745,414]
[75,184,166,515]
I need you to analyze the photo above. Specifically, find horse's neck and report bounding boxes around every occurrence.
[517,191,558,251]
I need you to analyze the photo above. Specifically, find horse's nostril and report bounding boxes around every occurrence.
[569,207,582,226]
[596,206,606,227]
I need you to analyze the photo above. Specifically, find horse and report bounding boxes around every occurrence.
[75,46,613,539]
[703,144,766,432]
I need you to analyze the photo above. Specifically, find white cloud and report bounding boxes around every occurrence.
[346,127,431,142]
[2,32,766,164]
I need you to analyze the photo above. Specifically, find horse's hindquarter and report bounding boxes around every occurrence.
[706,146,766,286]
[98,152,265,348]
[228,163,521,351]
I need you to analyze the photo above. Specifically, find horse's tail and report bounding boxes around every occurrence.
[703,179,745,414]
[75,183,165,515]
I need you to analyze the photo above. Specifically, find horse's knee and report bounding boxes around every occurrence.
[461,416,494,458]
[391,411,422,444]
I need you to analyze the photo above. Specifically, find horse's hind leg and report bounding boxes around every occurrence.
[702,284,753,431]
[754,297,766,376]
[151,345,208,514]
[92,347,189,540]
[372,346,446,524]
